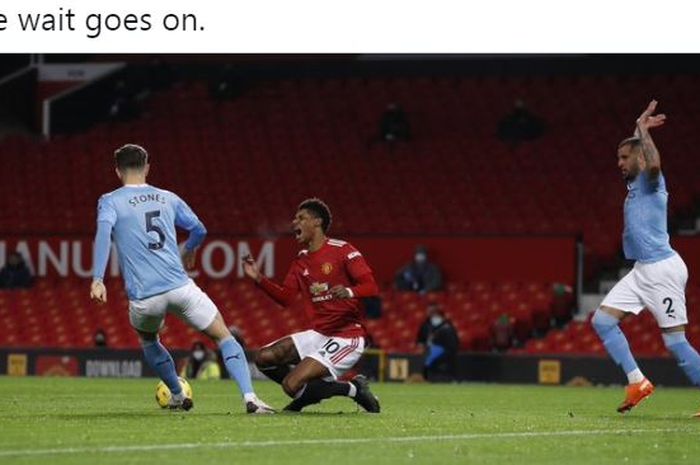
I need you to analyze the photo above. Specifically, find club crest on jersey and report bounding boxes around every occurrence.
[309,282,329,295]
[321,263,333,275]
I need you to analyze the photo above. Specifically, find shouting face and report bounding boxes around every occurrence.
[292,209,322,244]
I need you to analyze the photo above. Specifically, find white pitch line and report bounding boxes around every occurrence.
[0,428,695,458]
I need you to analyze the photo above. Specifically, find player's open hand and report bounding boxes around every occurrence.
[330,285,351,299]
[636,100,666,131]
[181,248,196,270]
[90,280,107,304]
[243,255,262,282]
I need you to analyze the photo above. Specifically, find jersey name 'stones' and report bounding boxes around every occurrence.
[97,185,202,300]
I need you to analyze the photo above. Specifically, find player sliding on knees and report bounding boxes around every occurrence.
[243,198,381,413]
[592,101,700,414]
[89,144,273,414]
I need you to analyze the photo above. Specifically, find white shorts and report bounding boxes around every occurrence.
[289,330,365,380]
[128,279,219,333]
[600,253,688,328]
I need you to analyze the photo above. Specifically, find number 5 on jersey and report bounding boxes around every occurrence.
[145,210,165,250]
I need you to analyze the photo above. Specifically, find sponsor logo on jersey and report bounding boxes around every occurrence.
[309,282,329,295]
[321,262,333,275]
[347,251,361,260]
[311,294,334,303]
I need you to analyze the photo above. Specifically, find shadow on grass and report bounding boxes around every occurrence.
[278,410,378,417]
[25,411,247,420]
[19,409,377,421]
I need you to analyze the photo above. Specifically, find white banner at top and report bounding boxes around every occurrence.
[0,0,698,53]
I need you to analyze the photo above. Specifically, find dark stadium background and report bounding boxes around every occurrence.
[2,54,700,385]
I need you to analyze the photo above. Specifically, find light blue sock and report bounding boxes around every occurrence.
[663,332,700,386]
[592,310,640,376]
[219,336,254,396]
[142,339,182,395]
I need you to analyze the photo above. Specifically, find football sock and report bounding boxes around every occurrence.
[663,332,700,386]
[142,339,182,395]
[243,393,258,403]
[258,364,292,384]
[219,336,254,396]
[592,310,642,382]
[626,368,645,384]
[323,380,352,397]
[291,380,352,408]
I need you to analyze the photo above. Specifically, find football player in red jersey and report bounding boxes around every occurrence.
[243,198,381,412]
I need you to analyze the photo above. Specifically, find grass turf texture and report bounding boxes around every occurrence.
[1,377,700,465]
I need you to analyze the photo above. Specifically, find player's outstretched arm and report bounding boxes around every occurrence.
[244,255,297,306]
[635,100,665,178]
[242,255,263,282]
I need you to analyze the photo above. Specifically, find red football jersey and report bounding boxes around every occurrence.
[281,238,377,338]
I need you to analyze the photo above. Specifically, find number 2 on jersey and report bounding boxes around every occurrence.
[145,210,165,250]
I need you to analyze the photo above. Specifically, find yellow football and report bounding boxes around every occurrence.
[155,377,193,408]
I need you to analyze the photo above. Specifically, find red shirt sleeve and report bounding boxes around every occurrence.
[349,272,379,298]
[344,244,379,298]
[257,262,299,307]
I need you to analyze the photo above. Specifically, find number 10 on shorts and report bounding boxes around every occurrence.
[322,339,341,356]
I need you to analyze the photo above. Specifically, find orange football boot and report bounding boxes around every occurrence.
[617,378,655,413]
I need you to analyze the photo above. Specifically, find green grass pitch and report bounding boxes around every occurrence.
[2,376,700,465]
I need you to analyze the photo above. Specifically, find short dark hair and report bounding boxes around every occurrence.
[114,144,148,171]
[618,137,643,151]
[298,198,332,233]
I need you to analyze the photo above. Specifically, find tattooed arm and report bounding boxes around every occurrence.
[635,100,666,179]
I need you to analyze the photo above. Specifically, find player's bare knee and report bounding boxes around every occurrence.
[202,314,229,343]
[271,340,295,362]
[255,348,275,369]
[594,307,622,325]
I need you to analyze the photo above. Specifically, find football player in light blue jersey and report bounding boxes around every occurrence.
[592,101,700,415]
[90,144,273,414]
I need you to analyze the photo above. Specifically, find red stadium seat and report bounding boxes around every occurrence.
[4,73,700,352]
